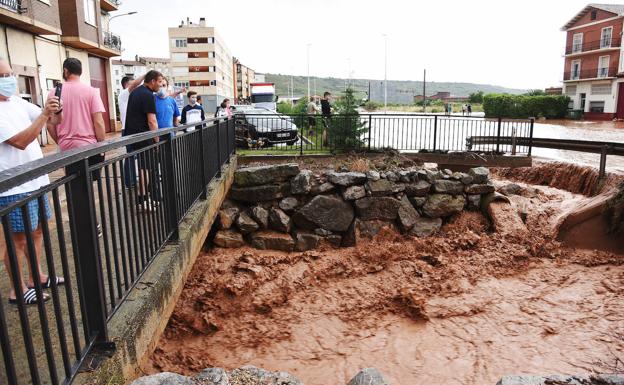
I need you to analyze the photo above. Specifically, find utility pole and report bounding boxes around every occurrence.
[307,43,311,100]
[423,69,426,113]
[383,34,388,112]
[290,75,294,107]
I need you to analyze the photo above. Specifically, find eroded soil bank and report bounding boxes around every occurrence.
[147,169,624,385]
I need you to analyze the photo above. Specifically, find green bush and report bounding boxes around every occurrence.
[483,94,570,119]
[329,87,368,149]
[363,100,382,111]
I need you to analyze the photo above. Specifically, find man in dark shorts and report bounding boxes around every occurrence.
[321,92,332,145]
[123,70,163,211]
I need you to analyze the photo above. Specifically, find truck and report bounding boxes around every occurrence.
[250,82,278,111]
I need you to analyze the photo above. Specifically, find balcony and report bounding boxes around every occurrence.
[103,30,121,51]
[563,67,617,81]
[565,37,621,55]
[100,0,120,12]
[0,0,61,34]
[0,0,22,13]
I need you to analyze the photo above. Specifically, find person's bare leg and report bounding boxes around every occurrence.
[25,227,48,288]
[3,232,27,300]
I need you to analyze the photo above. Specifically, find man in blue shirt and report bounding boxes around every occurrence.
[154,78,180,137]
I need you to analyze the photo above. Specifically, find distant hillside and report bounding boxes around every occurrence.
[265,74,527,104]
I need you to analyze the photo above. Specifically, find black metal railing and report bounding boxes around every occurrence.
[102,30,121,52]
[565,37,621,55]
[563,67,617,81]
[0,0,21,13]
[234,113,534,156]
[0,117,235,385]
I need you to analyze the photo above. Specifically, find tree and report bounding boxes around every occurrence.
[468,91,484,104]
[329,86,368,149]
[525,89,547,96]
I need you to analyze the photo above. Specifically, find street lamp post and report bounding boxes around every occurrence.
[306,43,311,101]
[383,34,388,112]
[109,11,138,23]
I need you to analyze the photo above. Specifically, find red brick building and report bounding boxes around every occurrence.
[562,4,624,120]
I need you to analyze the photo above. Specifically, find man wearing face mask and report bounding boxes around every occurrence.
[154,77,180,137]
[123,70,163,211]
[0,58,63,304]
[181,91,205,126]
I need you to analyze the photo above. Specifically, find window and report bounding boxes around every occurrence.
[589,101,605,112]
[172,52,187,62]
[591,83,611,95]
[210,80,217,86]
[174,81,190,88]
[116,79,120,85]
[208,37,215,44]
[172,66,188,76]
[188,37,208,44]
[601,27,613,48]
[591,10,598,20]
[565,85,577,96]
[572,33,583,53]
[188,52,209,58]
[598,55,610,78]
[173,38,187,48]
[83,0,96,25]
[571,60,581,80]
[209,51,215,58]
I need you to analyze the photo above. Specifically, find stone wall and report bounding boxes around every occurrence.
[214,163,495,252]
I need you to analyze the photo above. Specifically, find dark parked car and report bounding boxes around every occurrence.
[234,108,299,148]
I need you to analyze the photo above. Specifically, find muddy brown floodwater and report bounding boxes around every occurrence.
[147,173,624,385]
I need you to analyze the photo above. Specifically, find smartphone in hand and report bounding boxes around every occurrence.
[54,82,62,98]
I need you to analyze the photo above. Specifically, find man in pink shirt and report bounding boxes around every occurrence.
[47,58,106,154]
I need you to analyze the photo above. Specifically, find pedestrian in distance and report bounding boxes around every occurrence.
[181,91,205,131]
[462,104,467,116]
[307,96,320,134]
[215,98,232,118]
[467,104,472,116]
[0,58,63,305]
[123,69,163,212]
[321,92,332,146]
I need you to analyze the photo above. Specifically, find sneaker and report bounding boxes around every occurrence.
[137,200,156,213]
[96,223,103,238]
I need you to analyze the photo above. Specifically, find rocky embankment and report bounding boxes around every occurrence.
[214,163,497,251]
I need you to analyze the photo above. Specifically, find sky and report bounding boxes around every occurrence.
[112,0,601,90]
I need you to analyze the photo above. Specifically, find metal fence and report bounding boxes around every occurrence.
[0,117,235,385]
[234,113,534,156]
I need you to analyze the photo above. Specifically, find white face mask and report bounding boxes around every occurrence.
[0,76,17,97]
[190,97,197,105]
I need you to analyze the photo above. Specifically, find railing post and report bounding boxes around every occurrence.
[496,117,502,154]
[216,119,222,178]
[198,124,208,199]
[367,114,372,151]
[66,158,108,343]
[162,138,180,240]
[528,117,535,156]
[433,115,438,152]
[599,145,608,179]
[300,115,304,156]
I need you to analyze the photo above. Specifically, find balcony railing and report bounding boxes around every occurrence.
[563,67,617,80]
[565,37,621,55]
[103,30,121,52]
[0,0,23,13]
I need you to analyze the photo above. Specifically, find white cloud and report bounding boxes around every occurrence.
[112,0,597,89]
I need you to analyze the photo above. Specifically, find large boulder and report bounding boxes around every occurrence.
[347,368,389,385]
[499,183,523,196]
[365,179,395,197]
[130,373,196,385]
[236,212,259,234]
[218,207,239,229]
[214,230,244,248]
[278,197,299,213]
[195,368,228,385]
[410,217,443,237]
[293,195,354,232]
[234,163,300,187]
[343,185,366,201]
[250,231,295,252]
[465,183,495,195]
[229,183,290,202]
[397,195,420,232]
[404,180,431,197]
[309,181,335,195]
[422,194,466,218]
[291,170,313,194]
[469,166,489,184]
[326,171,367,187]
[295,231,322,251]
[355,197,401,221]
[249,206,269,229]
[366,170,381,181]
[269,208,291,233]
[433,179,464,195]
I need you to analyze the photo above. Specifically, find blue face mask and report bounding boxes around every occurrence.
[0,76,17,97]
[157,87,167,98]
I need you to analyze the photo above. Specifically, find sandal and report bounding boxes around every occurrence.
[28,276,65,289]
[8,288,50,305]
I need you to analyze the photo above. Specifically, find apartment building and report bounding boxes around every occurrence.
[111,56,171,95]
[562,4,624,120]
[0,0,122,136]
[233,57,255,102]
[168,17,234,112]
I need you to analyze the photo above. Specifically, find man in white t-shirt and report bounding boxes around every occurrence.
[118,75,143,188]
[0,58,62,305]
